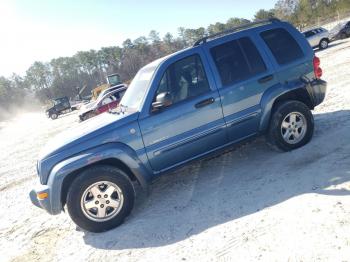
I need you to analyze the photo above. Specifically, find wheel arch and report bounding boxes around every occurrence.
[319,37,329,43]
[60,158,138,207]
[259,84,314,132]
[47,143,152,214]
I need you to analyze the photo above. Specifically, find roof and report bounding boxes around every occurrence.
[193,18,282,46]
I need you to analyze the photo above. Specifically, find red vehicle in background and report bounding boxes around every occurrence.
[78,85,127,121]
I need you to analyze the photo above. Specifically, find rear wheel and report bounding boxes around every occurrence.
[319,39,328,49]
[66,165,135,232]
[340,33,347,39]
[267,100,314,151]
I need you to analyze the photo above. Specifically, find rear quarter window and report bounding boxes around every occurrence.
[261,28,304,65]
[210,37,266,86]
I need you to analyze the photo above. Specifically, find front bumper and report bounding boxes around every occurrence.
[307,79,327,107]
[29,184,58,215]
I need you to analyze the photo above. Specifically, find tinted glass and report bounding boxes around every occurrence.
[261,28,304,65]
[210,37,266,86]
[118,89,126,99]
[239,37,266,76]
[155,55,210,105]
[303,31,314,38]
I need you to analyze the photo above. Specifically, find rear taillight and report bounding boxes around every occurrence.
[313,56,322,79]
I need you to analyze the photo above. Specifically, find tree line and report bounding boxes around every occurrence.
[0,0,349,114]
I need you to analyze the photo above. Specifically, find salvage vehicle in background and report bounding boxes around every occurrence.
[31,18,327,232]
[46,97,79,120]
[330,21,350,40]
[91,73,122,101]
[79,85,127,121]
[302,27,330,49]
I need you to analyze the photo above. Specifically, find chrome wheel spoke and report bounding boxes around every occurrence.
[84,200,96,210]
[289,113,296,124]
[283,130,291,140]
[108,199,120,208]
[90,186,102,198]
[104,185,115,197]
[281,121,289,129]
[295,119,303,129]
[293,131,300,139]
[97,206,107,218]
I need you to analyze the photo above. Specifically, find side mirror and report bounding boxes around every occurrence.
[152,92,172,111]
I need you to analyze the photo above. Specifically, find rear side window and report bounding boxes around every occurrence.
[210,37,266,86]
[303,31,314,38]
[261,28,304,65]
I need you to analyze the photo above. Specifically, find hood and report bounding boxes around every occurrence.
[39,110,138,160]
[79,101,97,113]
[45,105,55,112]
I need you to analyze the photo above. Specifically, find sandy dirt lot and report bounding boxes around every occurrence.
[1,39,350,262]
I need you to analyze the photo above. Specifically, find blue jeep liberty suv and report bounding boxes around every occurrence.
[30,19,327,232]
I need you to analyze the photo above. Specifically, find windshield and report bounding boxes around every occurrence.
[108,75,121,86]
[120,64,157,110]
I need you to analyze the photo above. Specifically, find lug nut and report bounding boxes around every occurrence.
[106,200,110,204]
[97,195,101,198]
[100,204,104,208]
[104,194,108,198]
[95,201,99,204]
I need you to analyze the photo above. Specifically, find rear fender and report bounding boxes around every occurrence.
[259,81,308,132]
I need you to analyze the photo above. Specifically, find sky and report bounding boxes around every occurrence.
[0,0,276,77]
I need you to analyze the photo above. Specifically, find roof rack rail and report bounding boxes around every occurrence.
[193,18,281,47]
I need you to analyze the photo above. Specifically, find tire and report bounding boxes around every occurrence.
[319,39,328,49]
[266,100,314,152]
[50,113,58,120]
[81,111,95,121]
[66,165,135,232]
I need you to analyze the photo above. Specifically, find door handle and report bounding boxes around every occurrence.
[258,74,274,84]
[195,97,215,108]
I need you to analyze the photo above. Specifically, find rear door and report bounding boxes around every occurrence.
[203,33,278,142]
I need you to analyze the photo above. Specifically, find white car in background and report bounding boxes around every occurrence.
[302,27,330,50]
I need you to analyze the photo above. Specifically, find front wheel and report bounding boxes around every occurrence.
[50,113,58,120]
[267,100,314,151]
[66,165,135,232]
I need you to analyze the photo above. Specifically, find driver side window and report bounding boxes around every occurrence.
[155,54,210,107]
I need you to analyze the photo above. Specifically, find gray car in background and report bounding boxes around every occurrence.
[303,27,330,49]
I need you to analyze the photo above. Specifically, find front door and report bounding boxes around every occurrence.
[138,53,227,172]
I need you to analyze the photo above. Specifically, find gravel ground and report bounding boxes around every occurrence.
[1,38,350,262]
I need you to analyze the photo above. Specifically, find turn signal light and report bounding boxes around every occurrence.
[37,192,48,200]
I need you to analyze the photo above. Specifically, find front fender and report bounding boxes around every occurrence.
[46,143,152,215]
[259,80,307,132]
